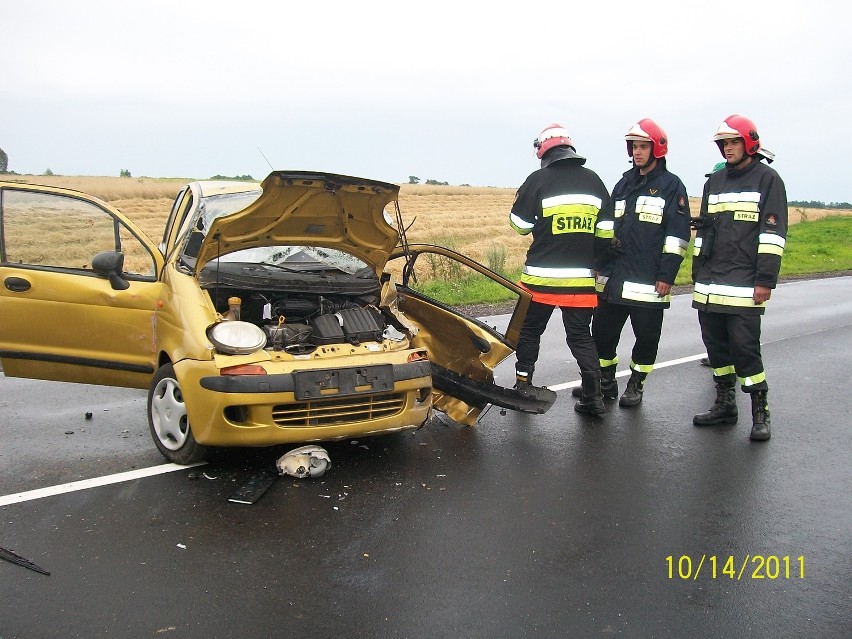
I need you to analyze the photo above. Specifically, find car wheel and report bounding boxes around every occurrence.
[147,363,210,464]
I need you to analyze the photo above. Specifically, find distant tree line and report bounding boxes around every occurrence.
[210,174,255,181]
[406,175,475,187]
[790,200,852,209]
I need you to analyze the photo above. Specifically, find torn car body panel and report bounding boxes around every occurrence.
[388,244,555,424]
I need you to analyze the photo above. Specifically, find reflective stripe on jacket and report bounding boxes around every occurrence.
[598,159,691,309]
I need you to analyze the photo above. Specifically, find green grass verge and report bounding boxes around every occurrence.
[778,215,852,275]
[416,272,523,306]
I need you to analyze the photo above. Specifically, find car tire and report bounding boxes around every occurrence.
[147,363,210,464]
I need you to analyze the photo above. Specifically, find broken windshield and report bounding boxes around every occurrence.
[216,246,371,275]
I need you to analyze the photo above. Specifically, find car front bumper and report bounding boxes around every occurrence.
[174,357,433,447]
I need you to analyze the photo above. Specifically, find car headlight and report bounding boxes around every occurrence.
[207,321,267,355]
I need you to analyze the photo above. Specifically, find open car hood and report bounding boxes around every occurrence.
[195,171,401,273]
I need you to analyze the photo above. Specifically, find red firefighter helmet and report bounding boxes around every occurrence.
[624,118,668,159]
[533,123,575,159]
[713,114,761,157]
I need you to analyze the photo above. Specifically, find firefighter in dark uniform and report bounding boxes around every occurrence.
[510,123,614,415]
[691,114,787,441]
[573,119,690,407]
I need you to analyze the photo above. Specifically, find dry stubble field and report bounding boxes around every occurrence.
[3,175,847,275]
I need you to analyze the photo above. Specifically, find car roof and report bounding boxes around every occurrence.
[193,180,261,198]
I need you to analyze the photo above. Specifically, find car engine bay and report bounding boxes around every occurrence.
[207,287,395,353]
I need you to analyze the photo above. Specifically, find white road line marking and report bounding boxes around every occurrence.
[547,352,708,391]
[0,462,206,507]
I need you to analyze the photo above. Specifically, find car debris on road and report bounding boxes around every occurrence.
[276,445,331,479]
[0,545,50,576]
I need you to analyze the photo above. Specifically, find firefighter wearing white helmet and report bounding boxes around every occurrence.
[510,123,614,416]
[573,118,691,407]
[691,114,788,441]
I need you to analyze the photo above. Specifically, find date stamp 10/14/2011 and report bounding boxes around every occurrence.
[666,555,805,580]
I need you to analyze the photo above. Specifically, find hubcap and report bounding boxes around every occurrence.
[151,377,189,451]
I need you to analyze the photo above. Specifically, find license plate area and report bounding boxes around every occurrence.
[293,364,394,400]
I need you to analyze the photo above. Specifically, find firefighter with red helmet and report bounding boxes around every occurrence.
[510,123,614,415]
[691,114,787,441]
[573,118,691,407]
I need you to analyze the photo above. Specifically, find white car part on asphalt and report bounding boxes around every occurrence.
[276,445,331,478]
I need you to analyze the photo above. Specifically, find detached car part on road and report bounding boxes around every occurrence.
[0,172,555,463]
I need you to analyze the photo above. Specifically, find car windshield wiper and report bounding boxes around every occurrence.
[260,262,327,273]
[210,261,306,274]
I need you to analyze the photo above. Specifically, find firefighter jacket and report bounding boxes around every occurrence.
[692,158,788,316]
[598,159,691,309]
[510,157,614,307]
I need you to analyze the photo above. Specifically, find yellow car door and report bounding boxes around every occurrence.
[0,182,164,388]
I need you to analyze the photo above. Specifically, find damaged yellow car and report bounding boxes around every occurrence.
[0,172,555,464]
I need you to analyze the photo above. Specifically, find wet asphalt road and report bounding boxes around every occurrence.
[1,277,850,638]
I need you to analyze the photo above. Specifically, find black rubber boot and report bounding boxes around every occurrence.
[515,367,532,385]
[601,367,618,400]
[693,378,738,426]
[749,390,771,441]
[572,367,618,400]
[574,372,606,416]
[514,369,536,398]
[514,368,533,388]
[619,370,646,407]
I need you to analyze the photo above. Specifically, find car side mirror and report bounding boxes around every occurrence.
[92,251,130,290]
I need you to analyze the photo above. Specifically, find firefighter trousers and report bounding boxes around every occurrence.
[591,298,664,371]
[516,302,598,377]
[697,310,768,392]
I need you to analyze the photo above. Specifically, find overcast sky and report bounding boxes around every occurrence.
[3,0,850,202]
